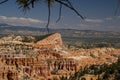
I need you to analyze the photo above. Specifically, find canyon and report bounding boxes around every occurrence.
[0,33,120,80]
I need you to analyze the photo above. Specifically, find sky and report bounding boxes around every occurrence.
[0,0,120,32]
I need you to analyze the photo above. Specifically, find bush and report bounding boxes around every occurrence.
[51,68,58,75]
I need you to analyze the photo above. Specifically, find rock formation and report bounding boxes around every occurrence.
[0,33,119,80]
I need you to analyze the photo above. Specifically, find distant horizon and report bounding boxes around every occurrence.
[0,22,120,33]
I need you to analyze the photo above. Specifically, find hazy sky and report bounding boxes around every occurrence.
[0,0,120,32]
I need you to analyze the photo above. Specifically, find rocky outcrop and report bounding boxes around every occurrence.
[0,66,18,80]
[36,33,63,49]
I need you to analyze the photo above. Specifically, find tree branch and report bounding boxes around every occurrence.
[56,3,62,23]
[114,0,120,16]
[46,0,51,33]
[55,0,84,19]
[0,0,8,4]
[31,0,35,8]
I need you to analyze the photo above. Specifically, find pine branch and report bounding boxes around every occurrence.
[114,0,120,16]
[56,3,62,23]
[0,0,8,4]
[55,0,84,19]
[46,0,51,33]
